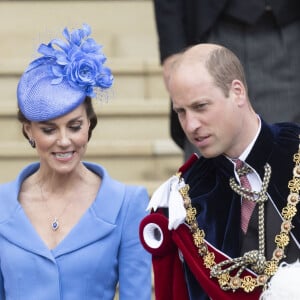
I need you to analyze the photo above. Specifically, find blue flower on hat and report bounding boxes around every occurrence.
[27,23,113,97]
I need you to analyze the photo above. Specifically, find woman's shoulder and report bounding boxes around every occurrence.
[85,161,149,211]
[0,163,40,221]
[84,161,148,192]
[0,180,19,222]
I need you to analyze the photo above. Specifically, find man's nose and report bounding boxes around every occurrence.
[185,111,201,133]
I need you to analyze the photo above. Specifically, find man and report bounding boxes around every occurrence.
[140,44,300,300]
[153,0,300,160]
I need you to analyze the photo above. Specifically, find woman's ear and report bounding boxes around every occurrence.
[23,122,33,140]
[23,123,32,139]
[23,123,36,148]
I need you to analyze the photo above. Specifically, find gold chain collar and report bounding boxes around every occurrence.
[177,142,300,293]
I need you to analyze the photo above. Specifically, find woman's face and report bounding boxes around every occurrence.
[24,103,90,175]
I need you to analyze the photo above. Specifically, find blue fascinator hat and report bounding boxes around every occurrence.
[17,23,113,122]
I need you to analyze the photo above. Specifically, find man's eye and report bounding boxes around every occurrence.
[174,109,184,115]
[196,103,207,110]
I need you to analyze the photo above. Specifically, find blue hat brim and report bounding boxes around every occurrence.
[17,64,86,122]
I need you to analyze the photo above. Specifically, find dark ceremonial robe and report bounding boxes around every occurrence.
[182,120,300,299]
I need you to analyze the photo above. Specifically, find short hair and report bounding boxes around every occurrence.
[205,47,248,97]
[18,96,97,143]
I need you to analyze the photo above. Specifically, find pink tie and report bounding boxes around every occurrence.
[235,159,256,233]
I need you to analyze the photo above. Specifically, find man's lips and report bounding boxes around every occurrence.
[193,135,210,146]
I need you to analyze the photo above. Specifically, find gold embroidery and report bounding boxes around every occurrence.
[178,139,300,293]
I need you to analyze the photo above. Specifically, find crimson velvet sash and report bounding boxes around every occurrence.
[139,212,262,300]
[139,154,261,300]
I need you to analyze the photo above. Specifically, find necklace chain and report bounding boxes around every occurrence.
[38,183,73,231]
[177,141,300,293]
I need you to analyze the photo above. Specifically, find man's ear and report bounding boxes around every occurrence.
[230,79,247,106]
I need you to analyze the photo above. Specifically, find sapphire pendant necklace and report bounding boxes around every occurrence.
[38,182,73,232]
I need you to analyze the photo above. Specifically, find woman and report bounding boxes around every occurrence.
[0,24,151,299]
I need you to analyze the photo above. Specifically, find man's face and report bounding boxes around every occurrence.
[169,64,246,158]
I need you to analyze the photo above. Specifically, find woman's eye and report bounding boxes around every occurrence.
[41,127,55,134]
[70,124,82,132]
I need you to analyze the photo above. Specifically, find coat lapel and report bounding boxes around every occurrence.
[0,162,125,260]
[53,163,125,257]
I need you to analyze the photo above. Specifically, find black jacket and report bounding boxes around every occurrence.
[154,0,300,63]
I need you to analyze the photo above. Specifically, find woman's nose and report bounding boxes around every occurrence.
[56,130,71,146]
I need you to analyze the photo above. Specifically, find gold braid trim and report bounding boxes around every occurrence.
[178,138,300,293]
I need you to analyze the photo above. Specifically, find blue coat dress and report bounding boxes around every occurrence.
[0,162,152,300]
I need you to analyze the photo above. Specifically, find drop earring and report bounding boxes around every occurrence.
[29,138,36,148]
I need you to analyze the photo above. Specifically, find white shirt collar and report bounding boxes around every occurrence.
[227,115,261,164]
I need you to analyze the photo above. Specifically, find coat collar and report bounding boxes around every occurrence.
[213,119,274,176]
[0,162,125,261]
